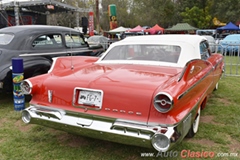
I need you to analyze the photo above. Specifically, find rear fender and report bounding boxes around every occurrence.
[176,59,213,113]
[148,59,213,125]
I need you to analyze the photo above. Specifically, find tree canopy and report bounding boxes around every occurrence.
[48,0,240,31]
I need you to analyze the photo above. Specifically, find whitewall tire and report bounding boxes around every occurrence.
[186,107,201,138]
[214,82,219,91]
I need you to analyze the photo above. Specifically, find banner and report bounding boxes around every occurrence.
[89,12,94,36]
[108,4,117,30]
[8,15,32,26]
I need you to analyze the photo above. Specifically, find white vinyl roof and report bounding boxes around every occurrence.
[98,34,207,68]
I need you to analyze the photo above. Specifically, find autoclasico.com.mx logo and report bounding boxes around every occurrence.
[140,150,239,158]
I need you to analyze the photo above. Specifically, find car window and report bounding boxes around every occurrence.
[65,34,86,48]
[32,34,63,49]
[0,33,14,45]
[200,42,210,60]
[102,44,181,63]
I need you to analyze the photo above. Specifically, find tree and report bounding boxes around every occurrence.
[47,0,240,31]
[132,0,175,28]
[181,6,212,28]
[211,0,240,23]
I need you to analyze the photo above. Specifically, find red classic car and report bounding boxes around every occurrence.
[20,35,224,152]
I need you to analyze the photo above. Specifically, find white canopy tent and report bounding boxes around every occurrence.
[108,26,130,33]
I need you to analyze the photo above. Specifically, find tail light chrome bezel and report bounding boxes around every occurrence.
[153,92,174,113]
[20,79,32,95]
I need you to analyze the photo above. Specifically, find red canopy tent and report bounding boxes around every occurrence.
[145,24,164,34]
[127,25,145,32]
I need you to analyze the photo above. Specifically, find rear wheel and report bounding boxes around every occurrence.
[32,71,45,77]
[186,107,201,138]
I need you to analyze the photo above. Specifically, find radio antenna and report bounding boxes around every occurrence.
[69,22,74,70]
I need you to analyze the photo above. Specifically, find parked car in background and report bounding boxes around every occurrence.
[124,31,144,38]
[21,35,224,152]
[218,34,240,55]
[87,35,109,50]
[196,29,216,36]
[0,25,104,93]
[201,35,217,53]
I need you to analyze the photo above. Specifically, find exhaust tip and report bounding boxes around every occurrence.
[22,110,31,123]
[151,133,170,152]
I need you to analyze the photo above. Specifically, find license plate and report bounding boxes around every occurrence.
[78,90,102,107]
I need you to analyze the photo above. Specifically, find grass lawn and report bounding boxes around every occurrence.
[0,76,240,160]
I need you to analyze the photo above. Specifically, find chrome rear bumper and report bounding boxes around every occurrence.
[22,105,192,152]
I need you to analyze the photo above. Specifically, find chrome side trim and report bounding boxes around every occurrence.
[213,58,224,71]
[19,49,91,57]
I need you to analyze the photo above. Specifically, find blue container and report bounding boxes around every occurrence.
[12,58,25,111]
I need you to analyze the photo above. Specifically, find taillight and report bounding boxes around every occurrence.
[20,80,32,95]
[153,92,173,113]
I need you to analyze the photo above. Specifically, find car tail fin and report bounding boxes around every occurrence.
[178,59,212,82]
[178,59,202,82]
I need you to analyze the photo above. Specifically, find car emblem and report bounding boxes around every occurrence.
[105,108,142,116]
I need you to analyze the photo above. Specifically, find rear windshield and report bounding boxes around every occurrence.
[102,44,181,63]
[0,33,14,45]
